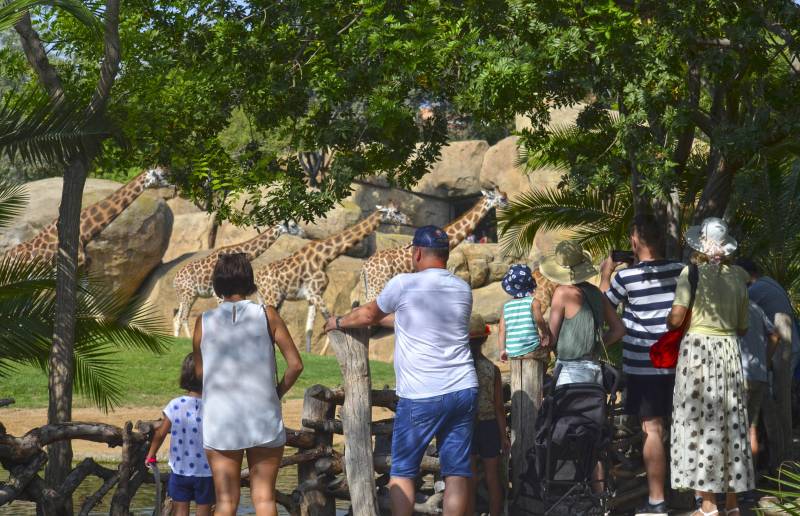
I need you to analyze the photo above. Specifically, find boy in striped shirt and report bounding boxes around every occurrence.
[600,214,683,516]
[498,264,547,361]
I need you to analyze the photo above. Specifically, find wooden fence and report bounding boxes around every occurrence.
[0,328,662,515]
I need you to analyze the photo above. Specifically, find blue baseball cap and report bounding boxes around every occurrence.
[412,225,449,249]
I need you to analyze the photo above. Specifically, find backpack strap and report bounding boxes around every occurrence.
[576,283,610,362]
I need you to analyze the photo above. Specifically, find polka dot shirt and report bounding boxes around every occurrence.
[163,396,212,477]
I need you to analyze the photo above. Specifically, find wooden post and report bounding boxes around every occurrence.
[328,328,380,516]
[299,387,336,516]
[763,313,795,469]
[509,355,543,512]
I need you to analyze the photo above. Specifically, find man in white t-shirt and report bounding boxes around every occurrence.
[325,225,478,516]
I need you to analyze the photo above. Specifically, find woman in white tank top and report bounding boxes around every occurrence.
[192,253,303,516]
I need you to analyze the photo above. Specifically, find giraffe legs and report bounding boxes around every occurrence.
[173,292,197,338]
[304,293,331,354]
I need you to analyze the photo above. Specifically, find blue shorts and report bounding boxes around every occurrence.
[168,473,215,505]
[391,387,478,479]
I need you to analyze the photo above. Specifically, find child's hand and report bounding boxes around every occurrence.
[501,434,511,455]
[145,456,157,469]
[499,350,508,363]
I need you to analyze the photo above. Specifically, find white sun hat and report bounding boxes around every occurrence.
[684,217,738,257]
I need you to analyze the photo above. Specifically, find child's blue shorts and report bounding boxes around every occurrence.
[168,473,215,504]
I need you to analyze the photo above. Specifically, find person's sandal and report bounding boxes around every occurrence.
[725,509,740,515]
[692,510,718,516]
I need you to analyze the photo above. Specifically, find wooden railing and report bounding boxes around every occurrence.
[0,328,662,515]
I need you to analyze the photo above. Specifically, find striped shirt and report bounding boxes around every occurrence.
[605,260,683,375]
[503,296,540,357]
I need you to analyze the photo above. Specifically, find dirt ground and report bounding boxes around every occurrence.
[1,400,393,461]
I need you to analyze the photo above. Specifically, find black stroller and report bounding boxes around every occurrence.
[520,362,620,515]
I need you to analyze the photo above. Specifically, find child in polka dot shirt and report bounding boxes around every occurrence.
[146,353,214,514]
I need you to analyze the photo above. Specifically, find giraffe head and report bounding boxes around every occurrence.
[277,220,305,238]
[143,166,171,188]
[376,202,410,225]
[481,188,509,210]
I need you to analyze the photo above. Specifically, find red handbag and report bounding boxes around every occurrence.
[649,264,698,369]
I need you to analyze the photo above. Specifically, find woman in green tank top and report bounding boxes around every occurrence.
[540,242,625,387]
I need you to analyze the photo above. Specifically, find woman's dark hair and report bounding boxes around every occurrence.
[180,353,202,393]
[212,253,257,298]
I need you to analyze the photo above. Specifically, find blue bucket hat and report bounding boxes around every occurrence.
[502,264,536,298]
[412,225,449,249]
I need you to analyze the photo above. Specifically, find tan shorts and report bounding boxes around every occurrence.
[746,381,767,428]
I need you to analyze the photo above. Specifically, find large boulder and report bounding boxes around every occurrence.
[375,233,412,252]
[448,243,519,289]
[162,197,214,262]
[471,281,507,324]
[412,140,489,198]
[298,200,362,240]
[0,177,172,299]
[350,182,450,230]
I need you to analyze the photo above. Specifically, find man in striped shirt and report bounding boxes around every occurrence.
[600,214,683,516]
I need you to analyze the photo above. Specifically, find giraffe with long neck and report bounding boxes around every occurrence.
[255,203,409,351]
[3,167,170,265]
[171,222,304,337]
[358,189,508,303]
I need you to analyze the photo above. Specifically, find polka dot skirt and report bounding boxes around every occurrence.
[670,334,755,493]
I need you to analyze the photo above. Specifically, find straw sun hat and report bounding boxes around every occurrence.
[539,240,598,285]
[684,217,738,257]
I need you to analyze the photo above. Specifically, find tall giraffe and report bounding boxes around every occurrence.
[3,167,170,265]
[358,189,508,304]
[171,221,304,337]
[255,203,409,351]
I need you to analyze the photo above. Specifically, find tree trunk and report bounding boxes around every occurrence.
[327,328,379,516]
[665,189,682,260]
[299,389,336,516]
[762,313,795,470]
[509,356,544,513]
[693,152,736,222]
[14,0,120,500]
[46,157,89,511]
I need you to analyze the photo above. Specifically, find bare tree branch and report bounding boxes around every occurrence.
[13,13,65,101]
[87,0,121,117]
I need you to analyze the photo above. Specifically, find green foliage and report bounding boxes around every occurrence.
[499,184,633,258]
[3,339,396,408]
[761,462,800,514]
[0,90,111,165]
[461,0,800,222]
[0,0,515,224]
[0,183,171,411]
[733,158,800,307]
[0,0,101,32]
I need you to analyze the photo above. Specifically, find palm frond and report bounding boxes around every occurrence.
[0,0,102,33]
[516,122,583,172]
[732,156,800,309]
[762,463,800,515]
[0,89,111,165]
[0,255,170,410]
[498,184,633,257]
[0,181,28,228]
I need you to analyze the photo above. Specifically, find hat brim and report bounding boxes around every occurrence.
[685,225,738,256]
[539,250,598,285]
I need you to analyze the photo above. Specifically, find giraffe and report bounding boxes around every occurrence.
[2,167,171,265]
[171,221,304,337]
[358,188,509,304]
[255,203,409,351]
